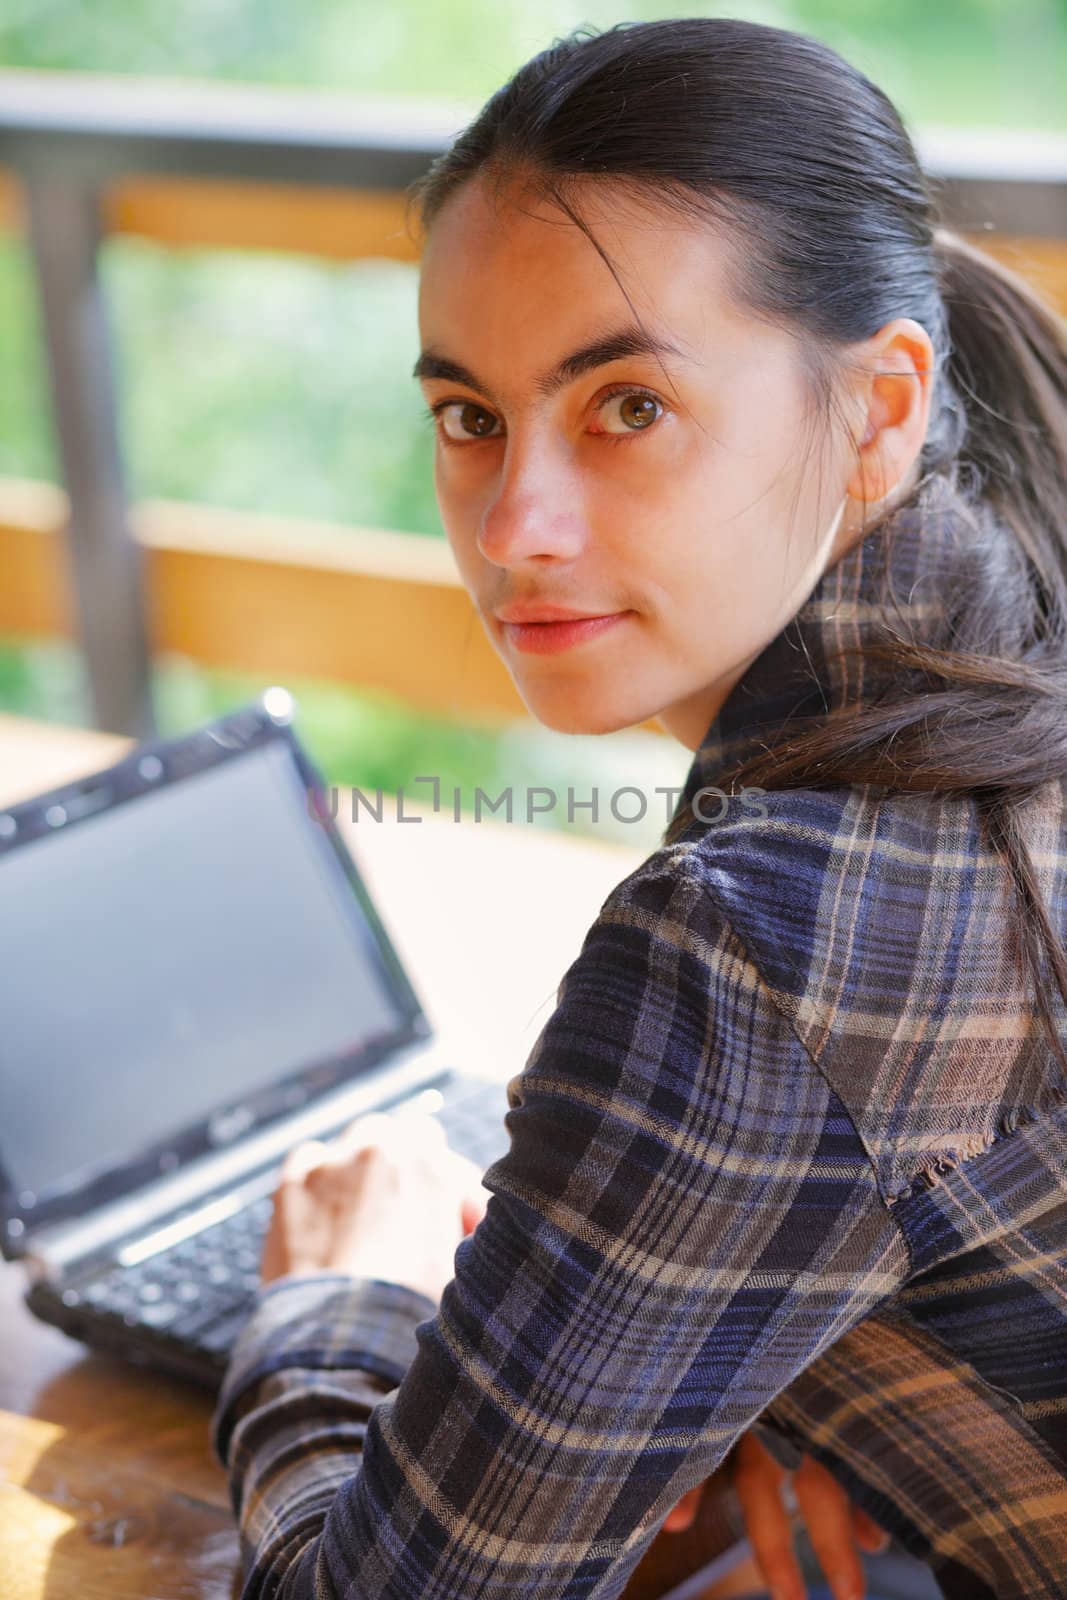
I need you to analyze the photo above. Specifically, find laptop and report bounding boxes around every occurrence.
[0,687,512,1390]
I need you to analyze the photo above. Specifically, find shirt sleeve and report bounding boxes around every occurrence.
[210,851,912,1600]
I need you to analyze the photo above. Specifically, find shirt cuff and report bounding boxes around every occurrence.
[209,1271,438,1469]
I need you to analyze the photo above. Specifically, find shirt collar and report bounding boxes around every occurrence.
[665,471,983,836]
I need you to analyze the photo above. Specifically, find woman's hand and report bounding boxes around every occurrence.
[260,1108,491,1305]
[662,1428,889,1600]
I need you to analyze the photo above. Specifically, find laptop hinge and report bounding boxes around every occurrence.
[21,1040,456,1279]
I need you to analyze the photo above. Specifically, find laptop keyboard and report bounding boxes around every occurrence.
[75,1193,276,1354]
[59,1075,510,1367]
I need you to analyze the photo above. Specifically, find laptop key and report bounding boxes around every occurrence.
[72,1193,278,1346]
[103,1286,145,1318]
[198,1308,256,1356]
[170,1292,243,1342]
[139,1300,182,1329]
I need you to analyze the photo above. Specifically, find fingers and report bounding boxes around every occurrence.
[279,1108,489,1245]
[283,1109,440,1177]
[265,1139,336,1283]
[792,1454,867,1600]
[732,1437,806,1600]
[281,1138,329,1183]
[334,1110,410,1153]
[334,1107,450,1159]
[853,1504,891,1554]
[661,1484,703,1533]
[292,1104,491,1176]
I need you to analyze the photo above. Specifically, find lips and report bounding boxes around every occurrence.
[497,610,632,656]
[494,602,616,624]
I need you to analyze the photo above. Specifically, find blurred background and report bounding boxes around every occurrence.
[1,0,1066,852]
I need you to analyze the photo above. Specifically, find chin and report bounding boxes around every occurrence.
[518,687,644,737]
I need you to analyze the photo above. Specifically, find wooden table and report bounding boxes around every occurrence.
[0,711,758,1600]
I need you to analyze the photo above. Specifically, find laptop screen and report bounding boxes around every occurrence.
[0,732,423,1224]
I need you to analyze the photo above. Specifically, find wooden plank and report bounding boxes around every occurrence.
[0,481,530,725]
[0,481,74,638]
[105,176,419,262]
[138,497,525,721]
[1,156,1064,293]
[0,1259,237,1600]
[0,164,416,262]
[0,1457,235,1600]
[0,1275,227,1505]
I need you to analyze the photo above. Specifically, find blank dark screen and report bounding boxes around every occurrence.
[0,739,405,1201]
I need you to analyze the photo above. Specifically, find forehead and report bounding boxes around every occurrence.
[416,172,747,359]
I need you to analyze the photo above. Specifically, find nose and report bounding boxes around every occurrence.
[476,436,586,568]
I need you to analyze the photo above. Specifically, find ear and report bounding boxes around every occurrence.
[845,317,935,505]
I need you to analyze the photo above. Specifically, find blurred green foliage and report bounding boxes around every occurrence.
[105,245,443,536]
[2,0,1065,128]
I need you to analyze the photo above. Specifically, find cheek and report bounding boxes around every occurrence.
[435,451,491,545]
[650,511,785,666]
[434,473,479,569]
[443,522,481,597]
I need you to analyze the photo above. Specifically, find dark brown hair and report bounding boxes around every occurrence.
[404,17,1067,1075]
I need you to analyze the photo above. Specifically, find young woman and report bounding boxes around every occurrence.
[210,18,1067,1600]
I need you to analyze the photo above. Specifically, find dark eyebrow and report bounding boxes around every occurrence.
[411,322,694,406]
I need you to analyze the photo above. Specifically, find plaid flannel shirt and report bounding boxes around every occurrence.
[211,473,1067,1599]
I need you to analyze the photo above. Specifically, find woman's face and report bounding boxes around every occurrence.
[415,174,886,749]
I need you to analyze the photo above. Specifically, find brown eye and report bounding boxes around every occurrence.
[620,395,658,429]
[438,402,502,442]
[597,388,665,436]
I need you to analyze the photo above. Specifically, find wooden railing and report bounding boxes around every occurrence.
[0,168,420,263]
[1,70,1066,736]
[0,478,527,726]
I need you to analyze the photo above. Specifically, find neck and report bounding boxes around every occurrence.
[662,469,997,841]
[658,489,871,752]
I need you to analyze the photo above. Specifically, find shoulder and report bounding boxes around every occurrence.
[564,785,904,1020]
[520,827,809,1118]
[594,782,965,987]
[660,781,1047,1205]
[536,807,826,1111]
[663,781,982,1009]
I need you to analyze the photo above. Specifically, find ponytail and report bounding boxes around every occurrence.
[932,227,1067,603]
